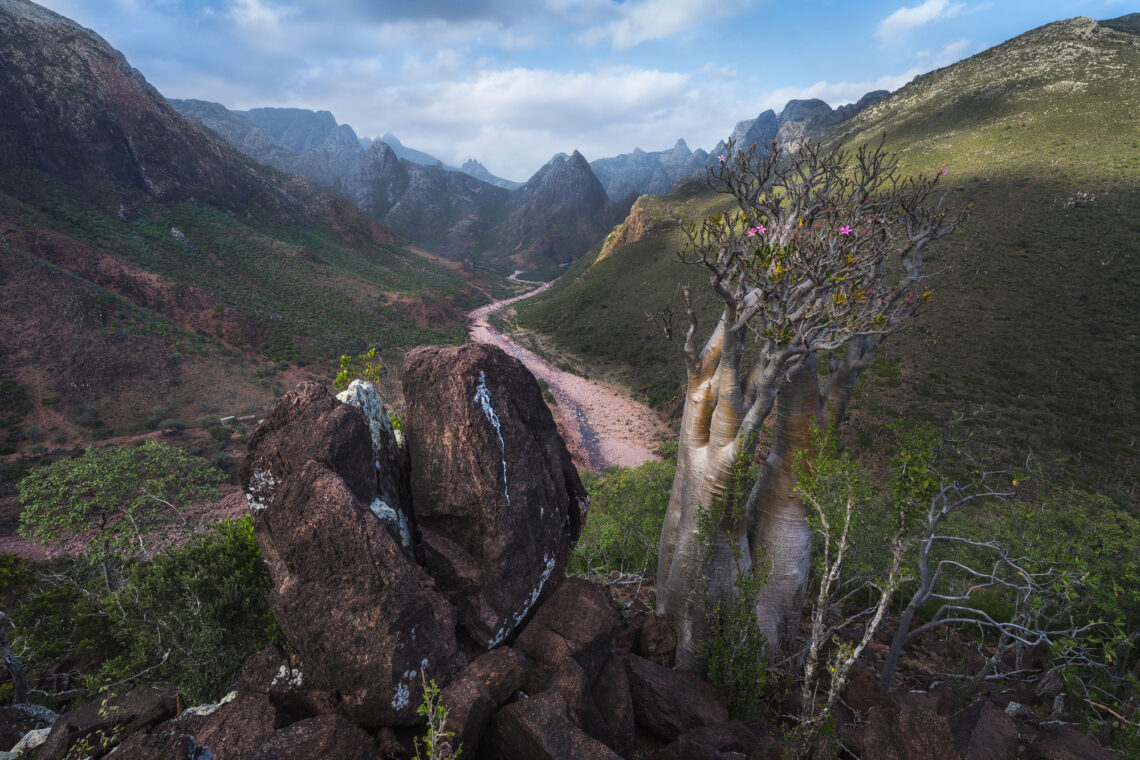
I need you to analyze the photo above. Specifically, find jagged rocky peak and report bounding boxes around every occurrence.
[728,109,779,149]
[460,158,523,190]
[780,98,834,123]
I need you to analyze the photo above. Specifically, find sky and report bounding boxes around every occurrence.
[36,0,1133,181]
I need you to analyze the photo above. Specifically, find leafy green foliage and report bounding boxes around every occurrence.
[1015,488,1140,631]
[17,441,223,563]
[8,518,278,706]
[414,674,462,760]
[333,347,386,391]
[567,457,675,577]
[93,516,279,704]
[703,565,779,725]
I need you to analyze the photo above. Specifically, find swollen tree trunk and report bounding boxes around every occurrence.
[658,318,756,671]
[744,357,822,653]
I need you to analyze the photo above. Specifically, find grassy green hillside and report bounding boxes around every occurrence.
[517,16,1140,501]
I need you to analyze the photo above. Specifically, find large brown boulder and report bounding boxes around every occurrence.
[625,654,728,742]
[857,698,963,760]
[403,343,589,648]
[439,648,529,752]
[1026,725,1112,760]
[250,460,463,727]
[240,382,376,509]
[949,701,1020,760]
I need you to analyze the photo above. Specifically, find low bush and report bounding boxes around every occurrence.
[567,457,675,578]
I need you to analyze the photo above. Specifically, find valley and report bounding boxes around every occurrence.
[1,2,1138,758]
[467,275,667,471]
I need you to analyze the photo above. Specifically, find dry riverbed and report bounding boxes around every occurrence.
[468,276,668,472]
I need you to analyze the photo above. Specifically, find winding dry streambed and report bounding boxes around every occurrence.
[468,274,667,472]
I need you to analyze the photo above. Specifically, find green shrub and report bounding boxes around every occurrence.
[94,516,279,703]
[568,457,675,577]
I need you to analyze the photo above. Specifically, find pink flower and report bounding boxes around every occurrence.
[747,227,757,237]
[839,225,853,235]
[718,154,726,162]
[746,224,767,237]
[940,168,948,176]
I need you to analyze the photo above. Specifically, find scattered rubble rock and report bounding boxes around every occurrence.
[1026,724,1113,760]
[637,613,677,667]
[403,343,588,648]
[0,704,56,751]
[644,720,755,760]
[35,686,178,760]
[102,728,213,760]
[856,698,963,760]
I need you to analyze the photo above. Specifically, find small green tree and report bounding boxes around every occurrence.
[17,441,223,587]
[333,347,385,391]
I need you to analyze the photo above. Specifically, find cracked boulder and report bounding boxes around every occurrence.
[403,343,588,648]
[241,384,463,727]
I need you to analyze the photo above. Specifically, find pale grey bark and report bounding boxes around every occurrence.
[655,137,968,671]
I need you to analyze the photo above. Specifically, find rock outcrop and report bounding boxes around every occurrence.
[241,382,463,727]
[403,343,589,648]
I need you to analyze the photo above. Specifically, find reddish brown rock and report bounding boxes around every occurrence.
[638,613,677,667]
[241,382,377,510]
[516,578,621,683]
[36,686,178,760]
[437,648,528,754]
[593,653,636,757]
[439,676,496,754]
[403,343,588,648]
[485,690,622,760]
[178,692,280,760]
[1026,725,1112,760]
[949,701,1020,760]
[100,729,212,759]
[462,647,530,706]
[252,460,463,727]
[646,721,756,760]
[857,700,963,760]
[245,713,382,760]
[625,654,728,742]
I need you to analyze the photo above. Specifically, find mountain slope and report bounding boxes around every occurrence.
[517,15,1140,499]
[0,0,482,449]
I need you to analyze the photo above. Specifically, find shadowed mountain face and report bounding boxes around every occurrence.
[169,100,367,185]
[0,1,297,214]
[0,0,479,444]
[341,141,511,259]
[343,144,619,272]
[172,99,612,271]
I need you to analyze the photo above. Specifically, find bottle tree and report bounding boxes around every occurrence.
[655,137,969,669]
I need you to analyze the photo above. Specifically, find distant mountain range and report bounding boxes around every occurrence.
[170,91,888,269]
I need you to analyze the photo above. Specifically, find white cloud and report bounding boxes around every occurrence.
[579,0,745,49]
[875,0,964,41]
